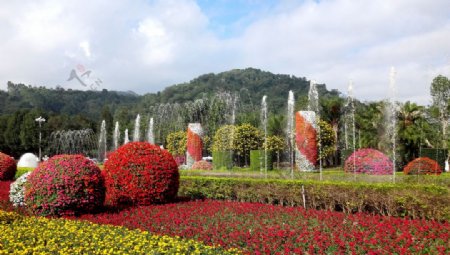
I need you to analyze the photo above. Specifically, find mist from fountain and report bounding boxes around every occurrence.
[133,114,141,142]
[124,129,129,145]
[48,129,96,157]
[147,117,154,144]
[307,80,322,180]
[287,90,295,178]
[387,67,398,183]
[113,121,120,150]
[98,120,107,162]
[261,95,268,178]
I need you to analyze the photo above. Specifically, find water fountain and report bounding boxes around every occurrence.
[48,129,96,156]
[147,117,154,144]
[261,95,268,178]
[387,67,397,183]
[113,121,120,150]
[98,120,107,162]
[133,114,141,142]
[124,129,129,145]
[294,81,320,174]
[346,80,356,178]
[287,90,295,178]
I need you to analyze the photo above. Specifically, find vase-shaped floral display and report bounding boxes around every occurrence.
[186,123,203,169]
[295,111,317,171]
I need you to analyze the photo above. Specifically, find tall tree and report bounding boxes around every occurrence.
[430,75,450,148]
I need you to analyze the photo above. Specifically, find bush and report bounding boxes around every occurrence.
[0,152,16,181]
[103,142,179,206]
[24,154,105,216]
[9,171,31,207]
[403,157,442,175]
[179,176,450,221]
[344,148,393,175]
[250,150,273,171]
[191,160,213,170]
[212,151,233,170]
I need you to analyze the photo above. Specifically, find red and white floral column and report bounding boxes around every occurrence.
[295,111,317,171]
[186,123,203,169]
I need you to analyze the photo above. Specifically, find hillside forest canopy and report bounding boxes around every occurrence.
[0,68,449,169]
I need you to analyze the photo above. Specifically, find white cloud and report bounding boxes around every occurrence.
[0,0,449,105]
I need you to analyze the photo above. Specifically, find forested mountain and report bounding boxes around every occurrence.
[1,68,341,157]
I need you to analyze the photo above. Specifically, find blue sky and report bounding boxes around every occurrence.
[0,0,449,105]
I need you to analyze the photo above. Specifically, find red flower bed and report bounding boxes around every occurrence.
[103,142,179,206]
[72,200,449,254]
[404,157,442,175]
[191,160,213,170]
[345,148,393,175]
[24,154,105,216]
[0,152,16,181]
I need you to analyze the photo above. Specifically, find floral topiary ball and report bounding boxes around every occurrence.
[344,148,393,175]
[191,160,213,170]
[103,142,179,206]
[0,152,16,181]
[24,154,105,216]
[403,157,442,175]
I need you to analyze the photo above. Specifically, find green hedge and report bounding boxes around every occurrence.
[249,150,273,171]
[179,176,450,221]
[212,151,233,170]
[420,148,448,170]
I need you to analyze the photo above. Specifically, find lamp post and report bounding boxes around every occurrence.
[35,116,46,161]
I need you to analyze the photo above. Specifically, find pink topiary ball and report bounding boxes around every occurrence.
[25,154,105,216]
[344,148,393,175]
[0,152,16,181]
[191,160,213,170]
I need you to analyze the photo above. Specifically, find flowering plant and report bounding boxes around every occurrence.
[0,152,16,180]
[9,171,31,207]
[103,142,179,206]
[344,148,393,175]
[24,154,105,216]
[191,160,213,170]
[403,157,442,175]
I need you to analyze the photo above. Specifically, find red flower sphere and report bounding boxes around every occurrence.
[24,154,105,216]
[403,157,442,175]
[0,152,17,181]
[103,142,179,206]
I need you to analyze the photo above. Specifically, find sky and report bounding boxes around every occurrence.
[0,0,449,105]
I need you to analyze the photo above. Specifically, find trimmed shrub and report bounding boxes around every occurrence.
[0,152,16,181]
[24,154,105,216]
[344,148,393,175]
[179,176,450,221]
[420,148,448,170]
[212,151,233,170]
[103,142,179,206]
[403,157,442,175]
[250,150,273,171]
[9,171,31,207]
[191,160,213,170]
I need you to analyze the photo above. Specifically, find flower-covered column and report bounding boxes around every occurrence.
[295,111,317,171]
[186,123,203,169]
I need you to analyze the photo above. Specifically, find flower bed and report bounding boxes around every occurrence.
[0,210,237,254]
[74,200,449,254]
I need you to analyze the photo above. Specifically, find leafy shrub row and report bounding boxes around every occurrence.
[178,176,450,221]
